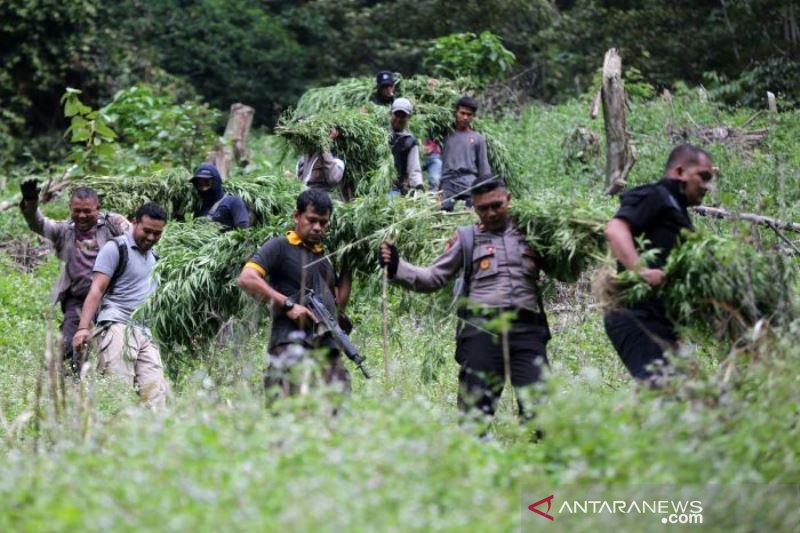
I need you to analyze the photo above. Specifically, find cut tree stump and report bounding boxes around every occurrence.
[206,103,255,179]
[598,49,636,196]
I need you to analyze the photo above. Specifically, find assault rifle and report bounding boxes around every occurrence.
[305,289,371,379]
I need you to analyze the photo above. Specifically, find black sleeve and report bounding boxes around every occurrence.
[248,237,284,278]
[614,186,665,235]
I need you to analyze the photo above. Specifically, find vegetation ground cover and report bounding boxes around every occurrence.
[1,88,799,532]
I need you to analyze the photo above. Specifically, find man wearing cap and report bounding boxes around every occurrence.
[379,177,551,430]
[372,70,396,106]
[604,144,715,383]
[440,96,493,211]
[388,97,424,196]
[190,163,250,230]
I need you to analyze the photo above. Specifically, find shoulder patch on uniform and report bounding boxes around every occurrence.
[445,232,460,251]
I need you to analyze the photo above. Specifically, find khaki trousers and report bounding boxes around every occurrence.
[94,323,170,409]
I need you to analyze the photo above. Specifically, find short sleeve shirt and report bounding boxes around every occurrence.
[613,178,693,270]
[93,232,158,324]
[247,233,338,350]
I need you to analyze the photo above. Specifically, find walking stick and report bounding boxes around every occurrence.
[382,264,391,380]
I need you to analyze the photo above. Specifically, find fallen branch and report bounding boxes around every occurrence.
[693,205,800,234]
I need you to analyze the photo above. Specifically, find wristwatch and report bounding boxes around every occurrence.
[282,297,296,312]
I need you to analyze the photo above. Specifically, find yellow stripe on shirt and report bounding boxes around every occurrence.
[244,261,266,277]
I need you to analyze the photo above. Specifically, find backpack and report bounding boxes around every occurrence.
[105,236,129,296]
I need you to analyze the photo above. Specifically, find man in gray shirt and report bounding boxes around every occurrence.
[439,96,493,211]
[72,202,170,409]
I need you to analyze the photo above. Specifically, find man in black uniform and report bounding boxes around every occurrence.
[238,189,352,394]
[379,177,551,421]
[604,144,715,382]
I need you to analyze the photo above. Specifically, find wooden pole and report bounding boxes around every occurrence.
[382,265,391,380]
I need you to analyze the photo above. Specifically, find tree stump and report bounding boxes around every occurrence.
[206,103,255,179]
[600,49,636,196]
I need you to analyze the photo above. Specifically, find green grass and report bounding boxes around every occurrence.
[1,92,800,532]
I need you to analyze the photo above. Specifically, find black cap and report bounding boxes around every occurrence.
[376,70,395,87]
[455,95,479,112]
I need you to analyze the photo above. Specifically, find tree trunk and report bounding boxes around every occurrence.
[600,48,636,196]
[206,103,255,179]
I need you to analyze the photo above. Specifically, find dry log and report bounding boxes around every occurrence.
[600,49,636,196]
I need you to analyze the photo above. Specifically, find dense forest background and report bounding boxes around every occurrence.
[2,0,799,168]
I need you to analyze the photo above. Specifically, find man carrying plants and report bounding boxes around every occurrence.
[237,189,353,397]
[72,202,171,408]
[372,70,396,106]
[379,177,551,429]
[190,163,250,230]
[439,96,493,211]
[387,97,424,196]
[603,144,715,382]
[19,181,129,371]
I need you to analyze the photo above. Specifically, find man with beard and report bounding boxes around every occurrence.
[72,202,171,408]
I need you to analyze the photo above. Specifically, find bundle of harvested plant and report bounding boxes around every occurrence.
[611,231,798,341]
[327,193,470,274]
[138,221,285,351]
[293,75,472,117]
[276,108,392,195]
[79,171,301,226]
[223,174,303,224]
[510,195,612,282]
[77,168,195,219]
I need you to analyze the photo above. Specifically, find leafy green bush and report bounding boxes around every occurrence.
[424,32,515,85]
[102,85,220,171]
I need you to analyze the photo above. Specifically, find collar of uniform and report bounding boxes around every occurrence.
[477,221,513,234]
[124,229,141,252]
[286,230,324,253]
[659,177,689,209]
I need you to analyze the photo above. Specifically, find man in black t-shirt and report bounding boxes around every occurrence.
[604,144,715,382]
[237,189,352,394]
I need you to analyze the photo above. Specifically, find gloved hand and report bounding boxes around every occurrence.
[378,241,399,278]
[20,179,40,202]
